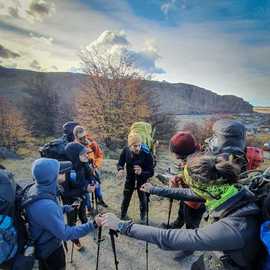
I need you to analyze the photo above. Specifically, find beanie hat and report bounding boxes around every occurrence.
[128,132,142,146]
[170,131,197,158]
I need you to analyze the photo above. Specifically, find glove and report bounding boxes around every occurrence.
[100,213,121,231]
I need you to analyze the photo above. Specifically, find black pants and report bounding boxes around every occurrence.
[121,180,147,219]
[62,196,87,244]
[176,201,205,229]
[39,245,66,270]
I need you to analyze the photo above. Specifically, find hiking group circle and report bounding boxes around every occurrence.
[1,120,270,270]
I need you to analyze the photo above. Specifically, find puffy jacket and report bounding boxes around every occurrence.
[117,147,154,184]
[123,186,260,269]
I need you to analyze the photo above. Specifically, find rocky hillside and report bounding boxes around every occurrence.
[0,66,252,114]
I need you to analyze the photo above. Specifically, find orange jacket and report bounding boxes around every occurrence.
[85,134,104,169]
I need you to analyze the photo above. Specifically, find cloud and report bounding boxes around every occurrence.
[161,0,176,16]
[30,32,53,46]
[30,59,42,70]
[84,30,165,74]
[0,44,20,58]
[0,0,55,22]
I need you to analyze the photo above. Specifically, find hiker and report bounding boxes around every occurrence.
[117,132,154,223]
[73,125,108,208]
[63,142,96,250]
[165,131,205,231]
[62,121,79,143]
[102,153,261,270]
[24,158,102,270]
[205,119,248,171]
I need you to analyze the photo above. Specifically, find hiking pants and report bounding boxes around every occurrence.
[121,180,147,219]
[38,245,66,270]
[175,201,205,229]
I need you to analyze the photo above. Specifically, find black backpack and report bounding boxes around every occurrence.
[39,138,68,161]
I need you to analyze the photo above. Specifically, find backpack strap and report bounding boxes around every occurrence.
[21,192,58,246]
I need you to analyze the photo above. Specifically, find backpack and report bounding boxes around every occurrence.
[39,138,68,161]
[246,147,264,171]
[130,122,156,153]
[237,167,270,269]
[0,169,56,269]
[0,169,17,265]
[129,122,157,166]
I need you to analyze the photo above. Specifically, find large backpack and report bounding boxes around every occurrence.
[39,121,79,161]
[129,122,156,154]
[129,122,157,166]
[39,138,68,161]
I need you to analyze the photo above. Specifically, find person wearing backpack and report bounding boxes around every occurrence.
[73,125,108,208]
[205,119,248,171]
[117,132,154,223]
[63,142,96,251]
[24,158,102,270]
[102,153,261,270]
[163,131,207,261]
[165,131,205,230]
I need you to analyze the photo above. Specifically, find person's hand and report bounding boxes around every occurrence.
[100,213,121,231]
[140,182,153,193]
[94,214,103,227]
[134,165,142,175]
[117,169,125,179]
[169,176,181,188]
[87,184,96,193]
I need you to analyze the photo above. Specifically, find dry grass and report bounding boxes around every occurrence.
[253,107,270,114]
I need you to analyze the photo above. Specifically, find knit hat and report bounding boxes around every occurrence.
[169,131,197,158]
[128,132,142,146]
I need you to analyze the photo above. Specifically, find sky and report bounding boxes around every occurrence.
[0,0,269,106]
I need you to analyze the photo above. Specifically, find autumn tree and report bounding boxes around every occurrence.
[78,48,156,146]
[0,97,29,151]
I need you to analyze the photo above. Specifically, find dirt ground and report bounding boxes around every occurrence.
[2,154,201,270]
[2,153,270,270]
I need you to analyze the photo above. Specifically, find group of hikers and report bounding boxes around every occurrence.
[1,119,270,270]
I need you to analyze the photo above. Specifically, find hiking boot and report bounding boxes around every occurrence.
[140,217,146,225]
[97,199,108,208]
[173,250,194,262]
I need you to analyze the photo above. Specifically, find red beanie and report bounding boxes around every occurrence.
[170,131,198,158]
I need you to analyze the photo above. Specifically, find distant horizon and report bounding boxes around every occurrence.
[0,64,265,108]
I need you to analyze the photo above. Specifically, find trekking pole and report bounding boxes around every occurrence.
[70,206,78,263]
[146,193,150,270]
[95,226,103,270]
[70,198,81,263]
[167,198,173,229]
[109,229,119,270]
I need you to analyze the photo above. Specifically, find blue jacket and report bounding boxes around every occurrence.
[25,158,95,259]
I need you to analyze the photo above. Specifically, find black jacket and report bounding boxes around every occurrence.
[117,147,154,184]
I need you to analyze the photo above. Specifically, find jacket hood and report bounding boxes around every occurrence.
[31,158,59,195]
[208,120,246,155]
[210,186,260,220]
[65,142,88,169]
